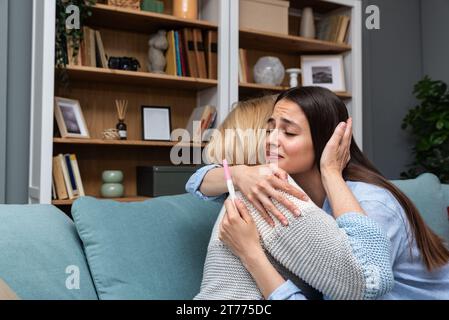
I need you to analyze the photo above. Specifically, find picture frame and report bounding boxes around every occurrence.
[54,97,90,139]
[300,55,346,92]
[141,106,172,141]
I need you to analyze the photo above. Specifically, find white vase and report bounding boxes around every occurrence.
[286,68,302,88]
[300,7,315,39]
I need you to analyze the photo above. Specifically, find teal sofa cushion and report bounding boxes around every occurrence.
[391,173,449,241]
[71,194,222,300]
[0,204,98,299]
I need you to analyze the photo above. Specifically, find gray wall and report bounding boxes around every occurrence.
[0,0,33,204]
[362,0,424,179]
[421,0,449,84]
[0,0,8,203]
[363,0,449,179]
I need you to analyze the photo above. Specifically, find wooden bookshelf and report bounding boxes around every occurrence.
[54,138,206,148]
[88,3,218,34]
[51,3,218,207]
[52,196,151,206]
[238,82,351,99]
[32,1,362,205]
[63,66,217,90]
[239,28,351,54]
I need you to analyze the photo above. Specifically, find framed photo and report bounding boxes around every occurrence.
[54,97,90,138]
[300,55,346,92]
[141,106,172,141]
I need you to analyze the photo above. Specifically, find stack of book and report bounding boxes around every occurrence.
[238,48,249,83]
[316,15,351,44]
[66,26,108,68]
[165,28,218,80]
[185,105,217,141]
[52,153,85,200]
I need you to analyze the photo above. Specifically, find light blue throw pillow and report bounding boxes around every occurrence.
[391,173,449,241]
[71,194,222,300]
[0,204,98,299]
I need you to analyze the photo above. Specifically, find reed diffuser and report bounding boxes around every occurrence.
[115,99,128,140]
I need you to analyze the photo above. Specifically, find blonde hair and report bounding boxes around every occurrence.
[205,95,277,165]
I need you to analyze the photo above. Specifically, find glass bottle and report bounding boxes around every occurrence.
[116,119,127,140]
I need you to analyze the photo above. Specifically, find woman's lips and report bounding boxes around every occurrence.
[266,153,284,160]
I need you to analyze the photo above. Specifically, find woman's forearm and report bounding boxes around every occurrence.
[241,249,286,299]
[199,165,244,196]
[321,170,365,218]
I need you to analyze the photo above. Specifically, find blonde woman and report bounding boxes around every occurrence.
[187,95,393,300]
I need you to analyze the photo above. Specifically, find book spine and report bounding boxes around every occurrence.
[58,154,74,199]
[70,154,85,197]
[53,156,68,200]
[174,31,182,76]
[64,154,79,197]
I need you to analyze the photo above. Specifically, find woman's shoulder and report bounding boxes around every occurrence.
[344,180,404,215]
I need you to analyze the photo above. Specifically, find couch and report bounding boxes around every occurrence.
[0,173,448,300]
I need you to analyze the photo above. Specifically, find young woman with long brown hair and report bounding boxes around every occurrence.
[187,87,449,299]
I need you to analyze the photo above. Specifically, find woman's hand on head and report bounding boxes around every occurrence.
[219,198,263,263]
[320,117,352,176]
[233,164,308,226]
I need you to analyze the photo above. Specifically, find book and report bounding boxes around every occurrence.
[178,31,187,76]
[70,154,85,197]
[205,30,218,79]
[57,154,75,199]
[337,16,350,43]
[52,156,68,200]
[165,30,177,76]
[239,49,249,83]
[95,30,109,68]
[64,154,79,197]
[81,26,96,67]
[185,105,216,141]
[316,15,351,44]
[52,178,56,200]
[182,28,198,78]
[66,35,83,66]
[174,31,182,76]
[193,29,208,79]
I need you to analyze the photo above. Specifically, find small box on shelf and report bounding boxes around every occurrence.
[239,0,290,35]
[136,166,200,197]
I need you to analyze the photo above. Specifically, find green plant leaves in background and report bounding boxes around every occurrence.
[402,76,449,183]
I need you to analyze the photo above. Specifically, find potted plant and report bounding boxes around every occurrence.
[401,76,449,183]
[55,0,97,68]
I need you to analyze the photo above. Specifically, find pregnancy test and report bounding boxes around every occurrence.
[222,159,236,202]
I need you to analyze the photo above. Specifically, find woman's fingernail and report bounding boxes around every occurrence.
[283,219,289,226]
[294,209,301,216]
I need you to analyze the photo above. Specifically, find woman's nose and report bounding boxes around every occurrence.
[267,129,280,147]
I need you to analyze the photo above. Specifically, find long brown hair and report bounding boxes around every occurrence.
[276,86,449,271]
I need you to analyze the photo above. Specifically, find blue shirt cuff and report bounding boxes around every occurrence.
[185,164,226,202]
[268,280,307,300]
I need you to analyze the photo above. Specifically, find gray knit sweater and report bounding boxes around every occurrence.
[194,178,393,300]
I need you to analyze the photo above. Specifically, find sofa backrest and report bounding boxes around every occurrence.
[0,204,98,299]
[391,173,449,242]
[71,194,222,300]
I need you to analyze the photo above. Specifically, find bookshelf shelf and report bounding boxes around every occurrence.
[52,196,151,206]
[53,138,206,148]
[88,4,218,34]
[239,28,351,54]
[238,82,352,99]
[63,66,218,90]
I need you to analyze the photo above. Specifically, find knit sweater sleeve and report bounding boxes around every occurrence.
[240,189,394,300]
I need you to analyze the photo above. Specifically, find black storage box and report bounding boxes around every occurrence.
[136,166,201,197]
